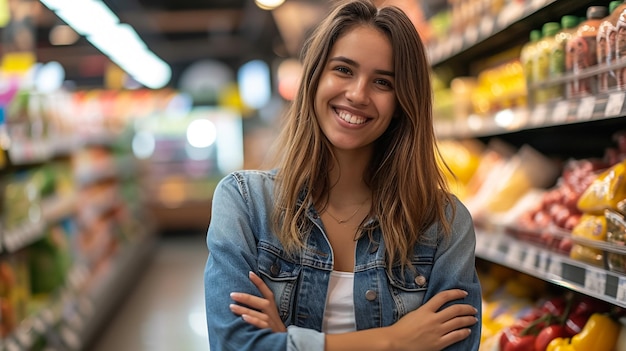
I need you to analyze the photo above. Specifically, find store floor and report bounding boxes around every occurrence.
[91,231,210,351]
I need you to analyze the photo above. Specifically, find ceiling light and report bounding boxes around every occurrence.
[255,0,285,11]
[40,0,171,89]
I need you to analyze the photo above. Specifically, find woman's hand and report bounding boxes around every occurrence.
[229,271,287,333]
[386,289,478,351]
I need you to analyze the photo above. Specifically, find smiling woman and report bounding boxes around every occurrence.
[204,1,482,350]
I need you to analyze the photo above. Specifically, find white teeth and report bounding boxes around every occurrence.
[338,110,367,125]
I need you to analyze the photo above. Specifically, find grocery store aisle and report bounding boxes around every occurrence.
[91,231,210,351]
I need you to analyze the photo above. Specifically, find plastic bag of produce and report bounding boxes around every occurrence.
[577,159,626,214]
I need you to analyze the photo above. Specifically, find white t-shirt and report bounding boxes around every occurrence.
[322,270,357,334]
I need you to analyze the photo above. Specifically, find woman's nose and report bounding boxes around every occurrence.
[346,78,369,105]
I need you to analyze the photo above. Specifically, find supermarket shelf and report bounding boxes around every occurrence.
[1,229,157,351]
[428,0,596,70]
[74,155,135,188]
[476,228,626,309]
[5,133,119,167]
[435,92,626,140]
[1,192,78,254]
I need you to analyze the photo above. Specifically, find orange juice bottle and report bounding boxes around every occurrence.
[568,6,608,97]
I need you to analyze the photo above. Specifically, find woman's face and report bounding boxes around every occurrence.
[314,24,397,154]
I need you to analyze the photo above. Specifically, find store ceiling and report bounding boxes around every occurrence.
[33,0,329,88]
[30,0,446,89]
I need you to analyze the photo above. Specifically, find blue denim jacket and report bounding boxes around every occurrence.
[204,170,482,351]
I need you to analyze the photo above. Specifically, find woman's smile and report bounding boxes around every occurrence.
[334,107,370,126]
[314,24,396,152]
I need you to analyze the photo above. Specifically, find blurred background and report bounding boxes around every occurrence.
[2,0,626,350]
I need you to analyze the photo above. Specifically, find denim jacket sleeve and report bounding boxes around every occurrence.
[422,197,482,351]
[204,172,325,351]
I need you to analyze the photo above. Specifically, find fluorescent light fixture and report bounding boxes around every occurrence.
[39,0,74,11]
[55,0,119,36]
[40,0,171,89]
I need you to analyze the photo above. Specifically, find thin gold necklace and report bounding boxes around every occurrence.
[325,199,369,224]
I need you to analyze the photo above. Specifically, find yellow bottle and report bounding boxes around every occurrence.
[520,29,542,106]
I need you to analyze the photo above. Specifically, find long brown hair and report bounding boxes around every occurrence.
[270,0,454,270]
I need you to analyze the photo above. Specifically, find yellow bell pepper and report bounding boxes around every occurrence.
[546,338,575,351]
[570,313,620,351]
[547,337,574,351]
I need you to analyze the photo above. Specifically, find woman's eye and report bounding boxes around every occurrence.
[375,79,393,88]
[334,66,351,74]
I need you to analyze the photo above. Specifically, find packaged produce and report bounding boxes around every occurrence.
[28,227,72,295]
[577,159,626,214]
[469,144,559,221]
[569,214,607,267]
[606,210,626,274]
[437,139,483,200]
[567,6,608,97]
[0,253,30,337]
[3,172,41,231]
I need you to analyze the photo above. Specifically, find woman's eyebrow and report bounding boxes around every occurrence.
[329,56,395,77]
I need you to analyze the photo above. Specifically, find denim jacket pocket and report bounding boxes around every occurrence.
[386,254,434,318]
[257,241,301,323]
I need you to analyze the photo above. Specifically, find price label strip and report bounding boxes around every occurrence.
[552,101,570,124]
[584,268,607,296]
[605,92,626,117]
[538,251,549,274]
[547,256,563,278]
[480,17,494,37]
[506,242,523,265]
[523,247,538,270]
[530,104,548,126]
[617,276,626,305]
[577,96,596,121]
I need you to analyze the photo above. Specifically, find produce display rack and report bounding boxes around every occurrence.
[0,126,156,350]
[1,231,156,351]
[476,229,626,309]
[428,0,598,73]
[433,0,626,311]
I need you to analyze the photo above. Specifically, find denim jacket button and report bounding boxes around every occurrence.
[365,290,377,301]
[270,263,280,276]
[414,275,426,286]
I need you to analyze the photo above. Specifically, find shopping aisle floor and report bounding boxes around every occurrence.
[92,231,210,351]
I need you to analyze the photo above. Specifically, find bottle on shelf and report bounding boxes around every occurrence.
[553,16,580,99]
[615,3,626,89]
[520,29,542,106]
[597,1,623,93]
[567,6,608,97]
[535,22,561,104]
